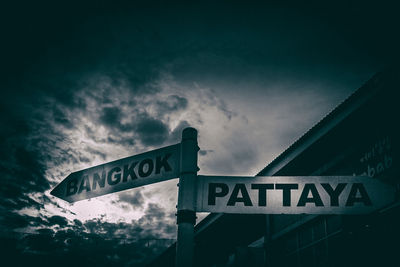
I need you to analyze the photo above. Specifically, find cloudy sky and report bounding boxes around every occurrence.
[1,0,399,266]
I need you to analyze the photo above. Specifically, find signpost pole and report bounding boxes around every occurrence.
[176,127,199,267]
[264,215,272,267]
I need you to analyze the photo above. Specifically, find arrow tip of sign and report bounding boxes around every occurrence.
[50,185,61,198]
[49,182,69,201]
[49,186,74,203]
[50,187,57,197]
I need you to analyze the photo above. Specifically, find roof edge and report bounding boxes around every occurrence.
[257,70,384,176]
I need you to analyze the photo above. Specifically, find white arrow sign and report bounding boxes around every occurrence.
[51,144,180,203]
[196,175,396,214]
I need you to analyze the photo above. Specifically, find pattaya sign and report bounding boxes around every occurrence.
[50,144,180,203]
[196,176,396,214]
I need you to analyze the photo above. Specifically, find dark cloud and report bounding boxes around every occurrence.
[2,1,399,102]
[156,95,188,115]
[0,212,50,235]
[0,212,31,230]
[0,144,49,212]
[73,219,83,227]
[14,147,48,192]
[47,215,69,228]
[37,228,55,236]
[144,203,166,220]
[95,96,189,147]
[135,116,169,146]
[52,106,74,129]
[115,190,145,208]
[99,107,123,129]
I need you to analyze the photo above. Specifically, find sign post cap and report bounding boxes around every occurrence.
[182,127,197,140]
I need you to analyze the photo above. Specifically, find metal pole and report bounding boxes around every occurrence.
[176,127,199,267]
[265,215,272,267]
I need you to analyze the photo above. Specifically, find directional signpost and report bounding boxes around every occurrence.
[196,175,396,214]
[50,127,397,267]
[50,144,180,202]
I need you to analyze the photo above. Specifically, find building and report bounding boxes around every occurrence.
[149,67,399,267]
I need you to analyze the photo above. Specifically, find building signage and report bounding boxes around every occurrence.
[196,175,396,214]
[50,144,180,203]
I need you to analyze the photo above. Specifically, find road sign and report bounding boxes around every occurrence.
[51,144,180,203]
[196,175,396,214]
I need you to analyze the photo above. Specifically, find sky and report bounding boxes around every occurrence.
[1,1,399,266]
